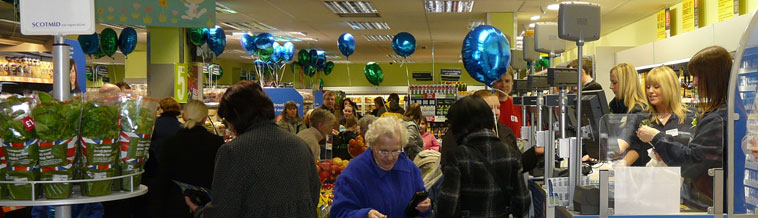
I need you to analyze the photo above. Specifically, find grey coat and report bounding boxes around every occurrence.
[194,121,320,218]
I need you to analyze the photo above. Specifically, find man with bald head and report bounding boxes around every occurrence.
[99,83,120,94]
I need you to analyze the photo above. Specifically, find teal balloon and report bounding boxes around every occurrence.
[392,32,416,58]
[188,28,208,46]
[240,34,256,54]
[255,33,275,49]
[364,62,384,86]
[309,49,318,66]
[461,25,511,86]
[100,28,118,57]
[283,42,295,62]
[207,26,226,56]
[298,49,310,67]
[337,33,355,58]
[78,33,100,55]
[305,65,317,77]
[118,27,138,57]
[324,61,334,76]
[271,42,282,63]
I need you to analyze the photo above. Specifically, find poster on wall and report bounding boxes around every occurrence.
[682,0,698,32]
[718,0,739,22]
[65,39,87,93]
[657,9,667,40]
[94,0,216,28]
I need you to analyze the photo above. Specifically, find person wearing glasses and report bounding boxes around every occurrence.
[331,117,431,218]
[436,96,530,218]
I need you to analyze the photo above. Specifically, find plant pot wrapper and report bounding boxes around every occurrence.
[118,95,158,190]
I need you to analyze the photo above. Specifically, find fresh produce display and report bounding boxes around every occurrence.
[348,136,367,158]
[0,96,40,200]
[317,183,335,218]
[117,94,158,190]
[32,92,82,199]
[79,93,120,197]
[317,157,349,184]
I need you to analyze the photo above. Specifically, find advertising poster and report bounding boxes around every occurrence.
[657,9,666,40]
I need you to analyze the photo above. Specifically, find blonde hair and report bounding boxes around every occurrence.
[365,117,409,149]
[645,66,689,124]
[182,100,209,129]
[610,63,648,113]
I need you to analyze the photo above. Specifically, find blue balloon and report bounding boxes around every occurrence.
[309,49,318,66]
[392,32,416,58]
[271,42,282,63]
[240,34,256,54]
[461,25,511,86]
[337,33,355,59]
[317,50,326,70]
[282,42,295,62]
[255,33,275,50]
[118,27,138,57]
[207,26,226,56]
[77,33,100,55]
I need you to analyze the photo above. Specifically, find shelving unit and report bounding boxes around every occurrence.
[0,76,53,84]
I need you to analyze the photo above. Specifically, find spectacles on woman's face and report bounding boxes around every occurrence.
[374,149,403,157]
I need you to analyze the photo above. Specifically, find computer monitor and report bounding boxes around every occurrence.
[564,90,609,159]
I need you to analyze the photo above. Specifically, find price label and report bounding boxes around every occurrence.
[22,116,35,131]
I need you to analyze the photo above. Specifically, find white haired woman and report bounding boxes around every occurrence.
[331,117,431,218]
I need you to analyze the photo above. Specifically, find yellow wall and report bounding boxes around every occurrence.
[149,27,181,64]
[488,12,516,48]
[125,51,147,79]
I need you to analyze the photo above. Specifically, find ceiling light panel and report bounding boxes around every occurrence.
[216,2,238,14]
[324,1,380,17]
[364,35,394,41]
[222,22,277,31]
[425,1,474,13]
[347,21,390,30]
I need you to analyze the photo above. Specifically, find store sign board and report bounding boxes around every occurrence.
[441,69,462,81]
[682,0,698,32]
[264,88,304,118]
[718,0,739,22]
[19,0,96,35]
[412,72,432,81]
[94,0,216,28]
[174,63,188,103]
[656,9,666,40]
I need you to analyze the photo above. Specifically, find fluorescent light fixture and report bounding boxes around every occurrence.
[232,31,248,36]
[364,35,394,41]
[425,1,474,13]
[547,4,559,11]
[216,2,238,14]
[392,59,416,63]
[530,15,541,21]
[326,55,342,59]
[468,20,485,29]
[240,56,253,59]
[221,22,277,31]
[290,32,307,36]
[324,1,379,17]
[529,23,535,28]
[387,54,403,59]
[346,21,390,30]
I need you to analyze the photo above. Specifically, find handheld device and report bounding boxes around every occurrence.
[404,191,429,217]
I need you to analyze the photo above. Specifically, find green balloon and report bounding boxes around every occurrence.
[319,78,324,90]
[364,62,384,86]
[205,64,223,81]
[100,28,118,57]
[188,28,208,46]
[298,49,310,67]
[257,47,274,61]
[305,65,317,77]
[324,61,335,76]
[93,48,106,59]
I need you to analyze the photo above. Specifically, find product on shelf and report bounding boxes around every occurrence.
[317,157,350,184]
[348,136,367,158]
[0,96,40,200]
[117,94,158,191]
[80,93,121,197]
[31,92,82,199]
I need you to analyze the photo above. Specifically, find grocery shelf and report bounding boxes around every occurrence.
[0,76,53,84]
[0,185,148,206]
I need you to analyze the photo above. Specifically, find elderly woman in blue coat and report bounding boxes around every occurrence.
[331,117,431,218]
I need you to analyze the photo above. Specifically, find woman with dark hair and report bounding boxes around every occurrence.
[277,101,306,134]
[641,46,731,210]
[185,81,320,217]
[436,96,530,217]
[402,103,424,160]
[387,93,405,114]
[371,97,387,117]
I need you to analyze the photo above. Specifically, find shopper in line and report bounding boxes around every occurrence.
[492,68,522,138]
[185,81,320,217]
[341,104,357,127]
[402,103,424,160]
[420,118,440,151]
[568,58,603,91]
[298,109,336,161]
[371,97,388,117]
[436,96,530,218]
[331,117,431,218]
[155,100,223,218]
[609,63,648,114]
[619,66,695,167]
[481,90,543,172]
[358,115,378,139]
[343,98,362,120]
[336,116,359,160]
[648,46,731,210]
[319,90,337,113]
[382,93,405,117]
[277,101,306,135]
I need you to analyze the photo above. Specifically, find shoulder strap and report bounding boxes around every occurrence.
[462,145,511,199]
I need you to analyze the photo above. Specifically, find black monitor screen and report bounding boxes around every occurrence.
[564,90,609,159]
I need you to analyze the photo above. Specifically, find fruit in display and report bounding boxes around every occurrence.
[348,136,368,157]
[317,158,350,184]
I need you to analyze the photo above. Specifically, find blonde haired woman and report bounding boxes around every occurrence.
[157,100,224,217]
[609,63,648,114]
[619,66,695,166]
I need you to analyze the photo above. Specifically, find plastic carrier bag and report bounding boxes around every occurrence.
[0,95,40,200]
[117,94,158,190]
[31,92,83,199]
[79,92,120,197]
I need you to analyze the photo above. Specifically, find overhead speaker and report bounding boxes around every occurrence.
[535,22,565,54]
[522,36,540,62]
[558,2,601,42]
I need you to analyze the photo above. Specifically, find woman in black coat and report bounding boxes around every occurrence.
[155,100,224,218]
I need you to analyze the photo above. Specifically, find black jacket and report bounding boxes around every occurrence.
[155,126,224,218]
[621,112,695,166]
[609,97,627,114]
[583,80,603,91]
[442,123,540,173]
[145,113,182,179]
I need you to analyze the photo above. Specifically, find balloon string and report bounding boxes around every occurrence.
[346,60,352,87]
[405,65,410,87]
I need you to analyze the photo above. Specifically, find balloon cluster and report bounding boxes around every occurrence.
[461,25,511,87]
[188,26,227,57]
[296,48,334,77]
[77,27,139,59]
[238,32,297,85]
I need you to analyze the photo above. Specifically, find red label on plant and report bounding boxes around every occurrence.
[22,116,35,131]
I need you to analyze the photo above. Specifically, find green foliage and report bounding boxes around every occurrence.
[80,101,120,139]
[0,96,37,142]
